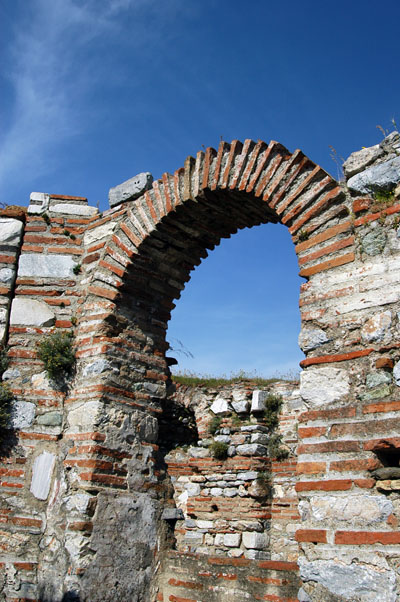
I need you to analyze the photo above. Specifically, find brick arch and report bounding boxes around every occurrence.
[64,139,353,598]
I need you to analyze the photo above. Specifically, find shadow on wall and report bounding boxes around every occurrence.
[38,587,81,602]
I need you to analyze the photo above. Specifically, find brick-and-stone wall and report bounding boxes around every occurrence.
[0,133,399,601]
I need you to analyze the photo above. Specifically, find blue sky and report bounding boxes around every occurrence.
[1,0,399,377]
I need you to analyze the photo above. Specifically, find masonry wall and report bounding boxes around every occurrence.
[0,133,399,601]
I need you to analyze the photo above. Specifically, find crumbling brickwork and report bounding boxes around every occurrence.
[0,133,399,601]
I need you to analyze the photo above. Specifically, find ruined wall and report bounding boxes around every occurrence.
[0,133,399,601]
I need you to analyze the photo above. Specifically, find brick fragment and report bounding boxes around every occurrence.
[295,529,327,543]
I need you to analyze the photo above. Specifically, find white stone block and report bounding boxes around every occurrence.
[251,390,268,412]
[0,218,23,247]
[0,268,15,284]
[84,222,115,247]
[300,367,350,406]
[30,451,56,500]
[242,531,269,550]
[361,311,392,343]
[224,533,241,547]
[18,254,77,278]
[232,399,249,413]
[67,400,104,428]
[109,172,153,207]
[50,203,98,216]
[210,396,230,415]
[10,400,36,429]
[10,298,55,326]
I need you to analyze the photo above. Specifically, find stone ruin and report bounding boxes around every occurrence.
[0,133,399,601]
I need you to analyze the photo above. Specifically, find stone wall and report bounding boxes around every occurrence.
[0,133,399,601]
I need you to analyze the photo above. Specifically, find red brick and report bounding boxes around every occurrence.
[13,562,37,570]
[0,254,16,264]
[299,251,355,277]
[50,194,87,201]
[335,530,400,545]
[364,438,400,452]
[68,521,93,532]
[353,197,372,213]
[298,236,354,266]
[289,186,344,234]
[297,462,326,474]
[169,596,197,602]
[88,285,119,301]
[48,246,82,255]
[120,222,141,248]
[296,479,352,492]
[168,579,203,590]
[298,426,326,438]
[221,140,243,189]
[295,221,352,253]
[330,458,380,472]
[300,347,373,367]
[299,406,356,423]
[375,357,394,369]
[295,529,327,543]
[10,517,42,527]
[258,561,298,571]
[298,441,360,455]
[363,400,400,414]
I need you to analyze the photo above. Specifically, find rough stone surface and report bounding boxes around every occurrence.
[30,451,56,500]
[300,367,350,405]
[299,559,397,602]
[347,155,400,194]
[251,390,268,412]
[309,495,392,523]
[393,360,400,385]
[10,400,36,429]
[0,267,15,284]
[109,172,153,207]
[18,254,77,278]
[0,218,23,247]
[36,411,63,426]
[366,371,392,388]
[10,298,55,326]
[242,531,269,550]
[50,203,98,216]
[83,222,116,246]
[361,226,387,256]
[298,327,330,352]
[82,359,113,377]
[210,396,230,415]
[343,143,383,177]
[361,310,391,342]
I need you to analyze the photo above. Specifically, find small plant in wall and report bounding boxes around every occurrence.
[208,415,222,435]
[263,393,283,430]
[0,383,13,433]
[37,331,75,381]
[209,440,228,460]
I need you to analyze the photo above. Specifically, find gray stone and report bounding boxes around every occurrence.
[380,131,400,153]
[162,508,184,520]
[231,399,249,413]
[224,533,241,547]
[298,326,330,352]
[372,467,400,480]
[343,144,383,177]
[240,425,268,432]
[0,218,23,247]
[36,411,63,426]
[310,494,392,523]
[82,359,113,377]
[250,433,269,445]
[2,367,21,381]
[18,254,77,278]
[300,367,350,405]
[297,588,311,602]
[50,203,98,216]
[10,400,36,429]
[236,444,268,456]
[224,488,238,497]
[214,435,231,444]
[109,172,153,207]
[299,559,396,602]
[238,471,258,481]
[361,310,391,342]
[10,298,55,326]
[251,390,268,412]
[242,531,269,550]
[360,384,391,401]
[30,451,56,500]
[361,227,387,256]
[366,371,392,388]
[210,487,223,496]
[0,268,15,284]
[227,445,236,457]
[347,155,400,194]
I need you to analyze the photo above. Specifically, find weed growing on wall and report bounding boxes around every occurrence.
[263,393,283,430]
[209,440,228,460]
[0,347,12,436]
[208,416,222,435]
[37,332,75,380]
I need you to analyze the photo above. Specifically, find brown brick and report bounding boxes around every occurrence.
[295,529,327,543]
[363,400,400,414]
[300,347,373,367]
[297,462,326,474]
[330,458,380,472]
[298,236,354,266]
[335,530,400,545]
[289,186,344,234]
[296,479,352,492]
[353,197,372,213]
[375,357,394,369]
[295,221,352,253]
[299,406,356,423]
[298,426,326,438]
[299,251,355,277]
[88,285,119,301]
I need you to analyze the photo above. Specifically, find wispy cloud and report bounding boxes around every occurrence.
[0,0,185,202]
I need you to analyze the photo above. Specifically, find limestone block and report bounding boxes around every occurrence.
[393,360,400,385]
[224,533,241,547]
[231,399,249,413]
[30,451,56,500]
[251,390,267,412]
[50,204,98,216]
[0,267,15,284]
[183,531,203,545]
[343,144,383,177]
[361,311,391,342]
[0,218,23,247]
[214,435,231,444]
[299,559,396,602]
[236,443,268,456]
[242,531,269,550]
[162,508,184,520]
[224,487,238,497]
[109,172,153,207]
[196,520,214,529]
[310,495,392,523]
[238,471,258,481]
[82,359,113,377]
[347,155,400,194]
[67,400,104,429]
[183,482,200,497]
[65,493,93,514]
[2,367,20,381]
[83,222,116,246]
[361,226,386,256]
[18,254,77,278]
[300,367,349,405]
[210,487,223,496]
[210,396,230,415]
[10,400,36,429]
[366,371,392,388]
[10,298,55,326]
[250,433,269,445]
[298,326,330,352]
[188,447,209,458]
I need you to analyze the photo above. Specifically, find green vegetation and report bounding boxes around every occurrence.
[298,229,309,242]
[0,347,12,434]
[172,369,298,388]
[268,433,289,460]
[42,213,50,225]
[208,415,222,435]
[209,440,229,460]
[37,331,75,380]
[374,189,395,204]
[263,393,283,430]
[72,263,82,275]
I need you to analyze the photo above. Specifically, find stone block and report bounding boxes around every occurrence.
[0,218,23,247]
[361,227,387,256]
[250,433,269,445]
[82,359,113,377]
[83,222,116,246]
[10,400,36,429]
[224,533,241,547]
[36,411,63,426]
[0,267,15,284]
[10,298,55,326]
[67,400,104,429]
[210,396,230,415]
[242,531,269,549]
[300,367,349,405]
[310,495,392,523]
[347,155,400,194]
[30,451,56,500]
[18,254,77,278]
[298,326,330,352]
[231,399,249,413]
[162,508,184,520]
[361,311,391,342]
[236,444,268,456]
[393,360,400,385]
[343,144,383,177]
[109,172,153,207]
[366,371,392,388]
[50,204,98,216]
[251,390,268,412]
